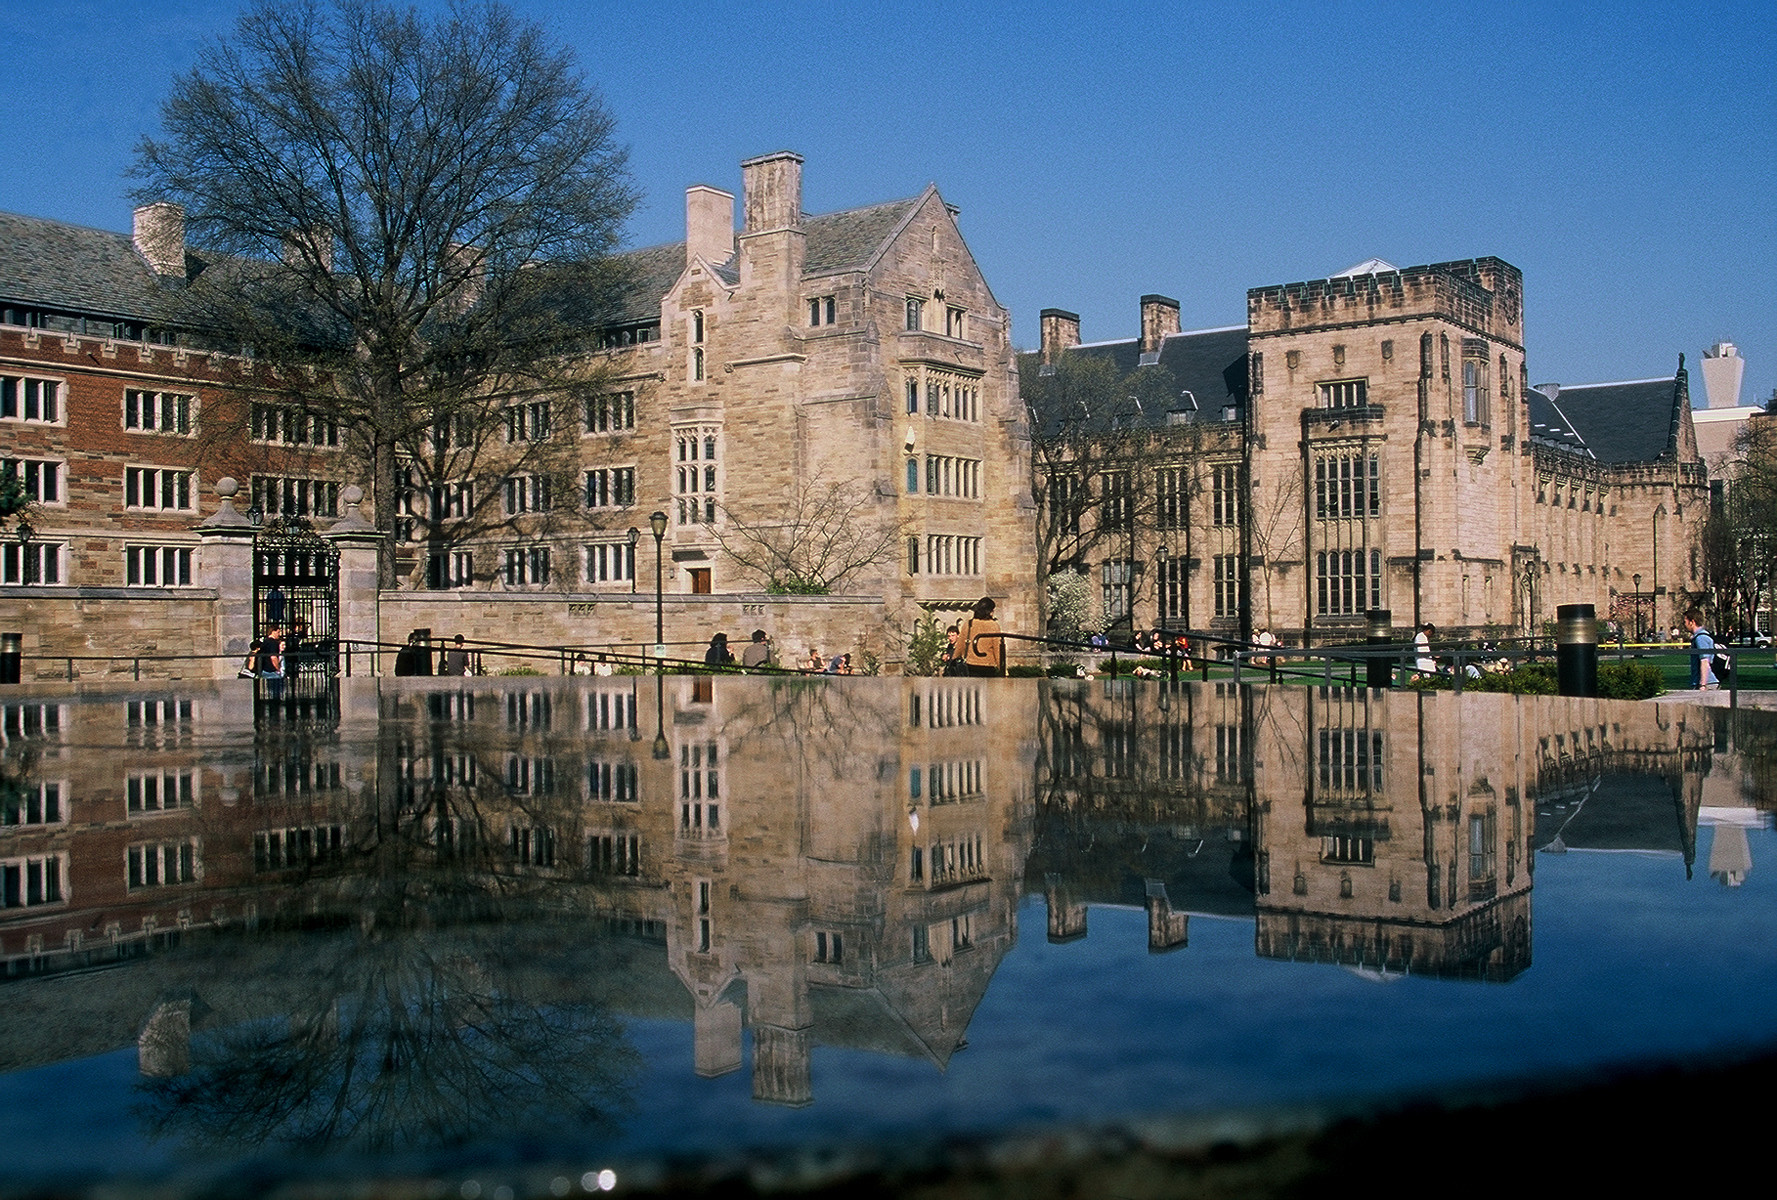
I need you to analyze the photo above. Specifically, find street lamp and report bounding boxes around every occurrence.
[649,510,668,660]
[1155,544,1168,635]
[626,526,640,595]
[1633,573,1643,642]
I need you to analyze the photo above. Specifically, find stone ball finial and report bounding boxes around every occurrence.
[342,485,364,506]
[216,477,239,498]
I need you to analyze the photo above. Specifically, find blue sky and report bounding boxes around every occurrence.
[4,0,1773,403]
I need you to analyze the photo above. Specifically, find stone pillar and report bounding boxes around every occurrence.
[694,998,744,1078]
[326,487,385,676]
[1145,879,1189,953]
[1044,872,1088,943]
[194,477,256,680]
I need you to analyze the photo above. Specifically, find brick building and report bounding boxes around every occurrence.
[2,152,1036,670]
[1026,257,1708,644]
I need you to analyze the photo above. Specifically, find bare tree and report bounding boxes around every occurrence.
[712,475,906,594]
[132,0,637,585]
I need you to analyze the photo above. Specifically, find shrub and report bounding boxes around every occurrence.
[906,611,948,677]
[1008,664,1048,678]
[495,665,544,676]
[1597,661,1665,700]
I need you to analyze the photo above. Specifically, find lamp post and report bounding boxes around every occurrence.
[649,510,668,660]
[1157,543,1177,683]
[1633,573,1643,642]
[626,526,640,595]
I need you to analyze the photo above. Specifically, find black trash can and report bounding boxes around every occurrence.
[1556,604,1598,697]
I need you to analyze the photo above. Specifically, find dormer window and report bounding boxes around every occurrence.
[809,296,836,326]
[945,306,966,339]
[905,297,925,331]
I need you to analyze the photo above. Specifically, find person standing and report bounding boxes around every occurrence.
[442,635,470,677]
[259,624,285,696]
[956,597,1005,677]
[705,633,735,667]
[1414,624,1435,676]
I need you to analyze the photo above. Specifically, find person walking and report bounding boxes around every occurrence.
[1414,624,1436,676]
[955,597,1005,677]
[704,632,735,667]
[1684,609,1718,690]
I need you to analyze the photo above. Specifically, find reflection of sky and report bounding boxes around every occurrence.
[4,831,1774,1180]
[605,824,1777,1156]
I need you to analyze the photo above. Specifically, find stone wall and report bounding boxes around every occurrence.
[0,587,222,680]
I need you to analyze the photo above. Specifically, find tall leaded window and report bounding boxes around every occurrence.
[1101,471,1133,528]
[1049,474,1081,534]
[1462,339,1490,425]
[1213,553,1242,618]
[584,541,635,585]
[503,474,553,515]
[502,546,550,586]
[1211,463,1241,527]
[1315,548,1382,616]
[1101,560,1133,625]
[675,426,720,525]
[1157,466,1188,531]
[1314,452,1381,520]
[584,467,635,509]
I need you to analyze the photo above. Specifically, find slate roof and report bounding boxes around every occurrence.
[0,209,194,323]
[1528,376,1681,464]
[1020,325,1250,433]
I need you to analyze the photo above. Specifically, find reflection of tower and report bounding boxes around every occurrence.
[1044,871,1088,942]
[751,1024,813,1107]
[694,997,743,1077]
[1708,824,1752,887]
[1699,342,1745,410]
[1144,879,1189,952]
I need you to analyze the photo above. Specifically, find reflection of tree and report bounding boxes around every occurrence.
[137,925,637,1153]
[141,692,640,1155]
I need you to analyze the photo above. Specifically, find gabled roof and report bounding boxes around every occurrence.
[1530,376,1683,464]
[0,209,197,323]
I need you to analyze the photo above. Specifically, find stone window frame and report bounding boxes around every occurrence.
[808,295,837,327]
[124,464,195,512]
[1,373,64,425]
[500,544,552,587]
[673,424,721,527]
[502,473,553,516]
[249,401,337,447]
[583,465,636,510]
[3,457,64,506]
[503,399,552,443]
[583,539,636,586]
[251,475,339,519]
[1,851,68,908]
[1,541,62,585]
[1461,339,1491,427]
[125,387,194,436]
[583,391,635,434]
[905,296,925,332]
[124,543,194,587]
[945,305,967,339]
[1317,378,1369,409]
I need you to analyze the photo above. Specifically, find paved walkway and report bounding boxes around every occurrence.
[1654,688,1777,711]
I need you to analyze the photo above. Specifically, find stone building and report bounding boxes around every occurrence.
[1027,258,1709,645]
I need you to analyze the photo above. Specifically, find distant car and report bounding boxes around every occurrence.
[1755,632,1774,648]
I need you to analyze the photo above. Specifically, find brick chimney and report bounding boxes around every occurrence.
[132,202,186,278]
[1140,294,1180,356]
[686,185,735,268]
[1040,308,1080,366]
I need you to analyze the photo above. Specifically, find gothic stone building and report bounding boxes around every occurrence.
[1026,258,1707,645]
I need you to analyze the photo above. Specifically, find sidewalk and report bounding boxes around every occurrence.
[1653,688,1777,711]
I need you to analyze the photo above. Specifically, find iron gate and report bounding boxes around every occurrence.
[254,517,340,687]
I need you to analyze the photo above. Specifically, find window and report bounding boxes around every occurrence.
[906,377,920,414]
[1159,555,1184,623]
[502,545,550,586]
[1319,378,1368,409]
[584,541,635,585]
[1316,548,1383,615]
[504,756,558,796]
[679,742,721,838]
[251,476,338,519]
[504,400,551,442]
[126,545,193,587]
[1462,340,1490,425]
[945,306,966,339]
[2,458,61,504]
[427,551,474,589]
[584,467,635,509]
[510,825,557,867]
[923,534,981,576]
[1101,471,1133,528]
[1322,835,1375,865]
[1468,811,1497,883]
[1214,553,1242,618]
[924,455,981,498]
[1212,463,1241,527]
[2,781,61,826]
[588,832,640,876]
[2,854,66,908]
[1314,452,1381,520]
[675,426,720,525]
[128,770,195,813]
[907,535,921,575]
[1049,474,1081,534]
[255,825,346,871]
[690,309,705,382]
[503,474,553,514]
[909,368,981,422]
[584,391,635,433]
[912,923,931,961]
[1102,559,1133,624]
[125,466,193,511]
[588,759,639,801]
[127,839,198,889]
[249,402,336,446]
[1157,466,1188,530]
[584,690,638,732]
[814,931,844,963]
[1,542,60,585]
[906,458,919,493]
[1,375,61,423]
[808,295,836,326]
[905,296,925,331]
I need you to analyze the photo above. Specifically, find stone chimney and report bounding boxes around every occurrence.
[741,151,803,233]
[281,226,335,272]
[737,151,805,305]
[1140,294,1181,356]
[686,185,735,268]
[1040,308,1080,366]
[132,202,186,278]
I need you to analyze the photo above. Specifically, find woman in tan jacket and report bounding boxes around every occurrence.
[954,597,1005,677]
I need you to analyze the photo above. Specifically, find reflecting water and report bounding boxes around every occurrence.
[2,678,1774,1186]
